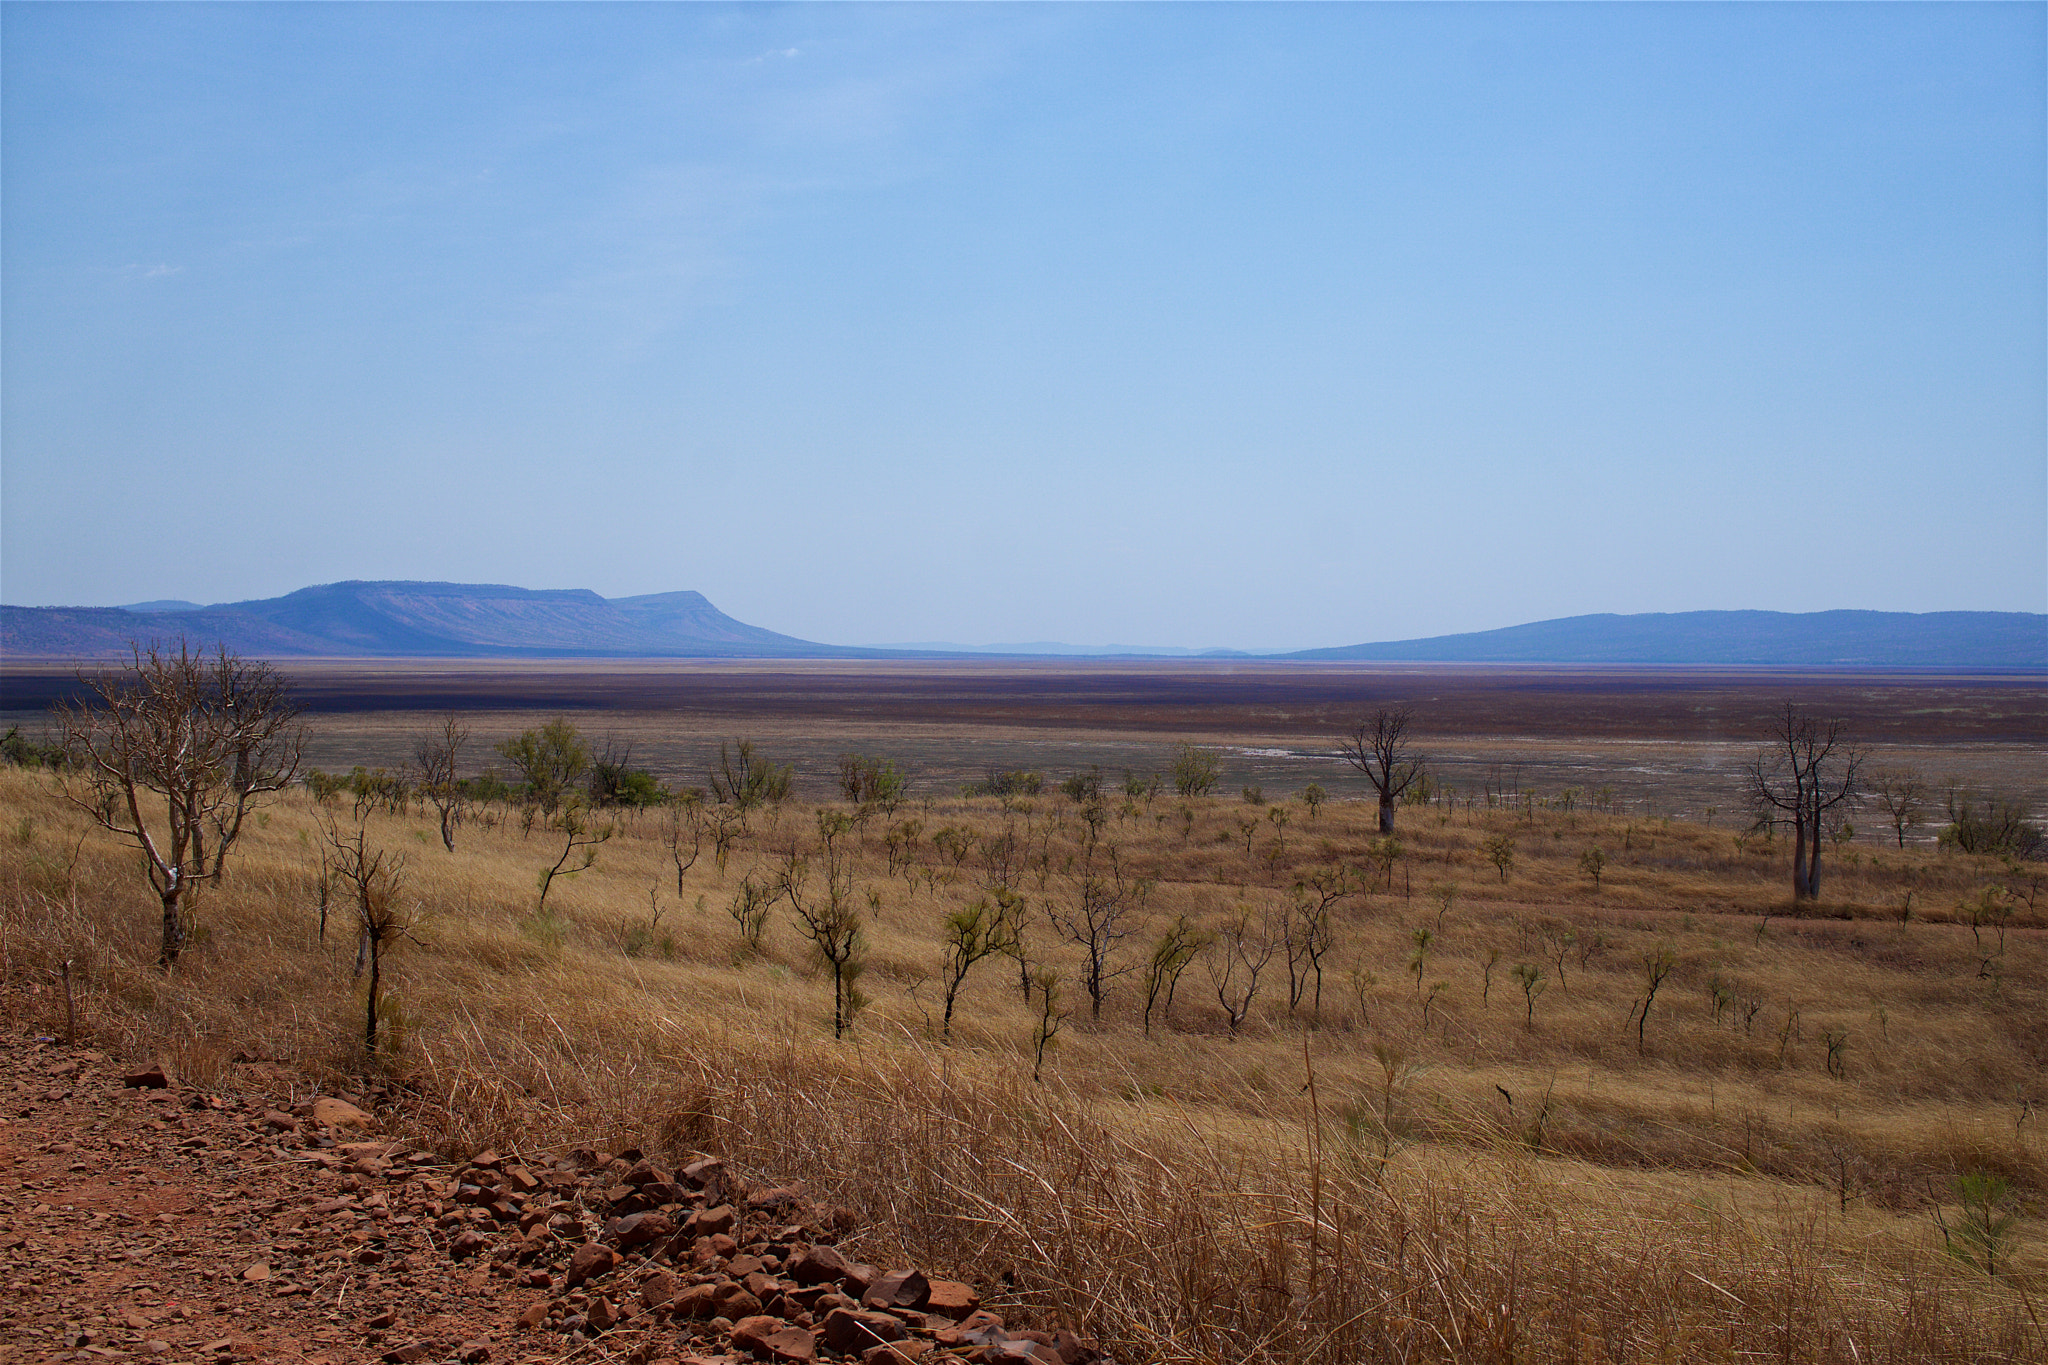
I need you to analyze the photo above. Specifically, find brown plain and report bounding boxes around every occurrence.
[1,660,2042,1362]
[8,658,2040,810]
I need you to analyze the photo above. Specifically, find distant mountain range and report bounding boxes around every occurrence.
[0,581,869,660]
[1285,610,2048,668]
[872,641,1254,658]
[1,582,2041,668]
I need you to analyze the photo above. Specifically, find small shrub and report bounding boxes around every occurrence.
[1938,1170,2018,1277]
[838,753,908,807]
[1940,792,2045,860]
[1171,743,1221,798]
[974,768,1043,798]
[1483,834,1516,883]
[1060,767,1103,805]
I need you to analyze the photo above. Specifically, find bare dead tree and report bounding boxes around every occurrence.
[1047,844,1152,1020]
[535,803,615,917]
[665,790,705,894]
[1747,703,1862,901]
[412,715,469,852]
[779,810,868,1039]
[1287,866,1350,1022]
[706,803,747,875]
[324,817,412,1051]
[55,641,304,969]
[1870,767,1927,849]
[1342,708,1423,834]
[1634,946,1677,1055]
[1208,905,1279,1035]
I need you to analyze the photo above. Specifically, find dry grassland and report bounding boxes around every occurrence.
[1,753,2042,1362]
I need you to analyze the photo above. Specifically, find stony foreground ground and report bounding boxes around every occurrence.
[0,1033,1102,1365]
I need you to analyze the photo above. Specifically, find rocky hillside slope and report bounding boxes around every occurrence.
[0,1029,1101,1365]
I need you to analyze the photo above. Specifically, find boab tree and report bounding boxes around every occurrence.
[1342,708,1423,833]
[1747,703,1862,901]
[55,641,304,968]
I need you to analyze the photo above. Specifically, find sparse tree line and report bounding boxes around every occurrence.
[11,642,2042,1290]
[15,645,2045,1068]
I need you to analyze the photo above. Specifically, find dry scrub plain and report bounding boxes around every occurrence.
[1,662,2043,1362]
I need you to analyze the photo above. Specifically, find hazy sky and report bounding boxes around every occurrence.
[4,3,2042,650]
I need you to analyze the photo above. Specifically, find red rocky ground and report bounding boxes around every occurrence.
[0,1033,1104,1365]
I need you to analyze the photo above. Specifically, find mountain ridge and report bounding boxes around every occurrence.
[2,580,877,660]
[1286,609,2047,668]
[2,584,2042,667]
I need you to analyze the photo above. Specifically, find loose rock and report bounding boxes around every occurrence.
[564,1242,620,1287]
[311,1096,376,1129]
[864,1268,932,1311]
[822,1306,910,1351]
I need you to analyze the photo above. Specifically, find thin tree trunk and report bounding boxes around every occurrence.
[365,940,381,1049]
[1791,814,1811,901]
[159,889,183,969]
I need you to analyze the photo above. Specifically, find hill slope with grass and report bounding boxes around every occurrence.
[1,752,2040,1360]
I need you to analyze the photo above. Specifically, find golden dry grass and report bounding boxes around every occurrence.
[1,760,2042,1362]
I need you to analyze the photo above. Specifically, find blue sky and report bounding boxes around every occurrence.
[3,3,2042,650]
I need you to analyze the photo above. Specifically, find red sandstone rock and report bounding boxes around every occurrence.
[715,1281,766,1319]
[689,1203,737,1237]
[863,1344,939,1365]
[863,1268,932,1311]
[563,1242,619,1287]
[790,1243,854,1286]
[606,1209,674,1247]
[670,1283,720,1319]
[822,1306,910,1351]
[639,1267,678,1309]
[734,1316,818,1361]
[924,1279,982,1320]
